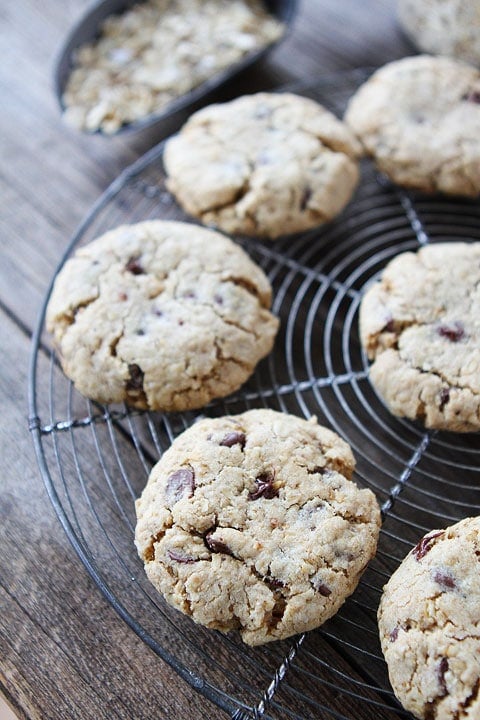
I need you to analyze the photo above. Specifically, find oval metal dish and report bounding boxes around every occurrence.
[54,0,298,135]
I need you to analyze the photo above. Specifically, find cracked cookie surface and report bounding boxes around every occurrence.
[135,409,381,645]
[345,55,480,196]
[163,92,362,239]
[359,242,480,432]
[378,516,480,720]
[46,220,279,411]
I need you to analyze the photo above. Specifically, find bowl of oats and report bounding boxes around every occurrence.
[55,0,296,135]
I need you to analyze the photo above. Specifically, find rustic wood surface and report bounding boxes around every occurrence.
[0,1,414,718]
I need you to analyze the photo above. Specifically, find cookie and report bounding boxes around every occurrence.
[46,220,279,411]
[135,409,381,645]
[378,516,480,720]
[163,92,362,239]
[359,242,480,432]
[398,0,480,68]
[344,55,480,196]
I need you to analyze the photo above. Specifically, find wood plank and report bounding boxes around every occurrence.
[0,310,225,720]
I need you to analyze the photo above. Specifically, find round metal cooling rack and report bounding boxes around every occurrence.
[29,70,480,720]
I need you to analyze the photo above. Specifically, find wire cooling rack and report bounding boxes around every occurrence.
[29,70,480,720]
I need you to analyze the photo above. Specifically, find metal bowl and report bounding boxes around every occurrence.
[54,0,298,135]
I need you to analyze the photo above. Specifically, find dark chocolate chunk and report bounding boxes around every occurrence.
[167,549,195,564]
[125,256,145,275]
[205,530,232,556]
[382,317,395,333]
[248,472,278,501]
[412,531,444,561]
[316,582,332,597]
[219,431,246,449]
[433,570,456,591]
[126,363,144,391]
[266,577,284,590]
[165,467,195,506]
[462,90,480,104]
[437,321,465,342]
[300,187,312,211]
[439,388,450,410]
[389,627,399,643]
[438,657,449,696]
[307,465,328,475]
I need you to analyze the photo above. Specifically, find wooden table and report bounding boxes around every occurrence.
[1,2,420,718]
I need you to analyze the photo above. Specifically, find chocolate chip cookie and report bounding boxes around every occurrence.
[398,0,480,67]
[345,55,480,196]
[378,516,480,720]
[135,409,381,645]
[359,242,480,432]
[46,220,279,411]
[164,92,362,239]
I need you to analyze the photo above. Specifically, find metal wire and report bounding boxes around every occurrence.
[28,71,480,720]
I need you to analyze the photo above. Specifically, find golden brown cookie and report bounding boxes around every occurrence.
[360,242,480,432]
[135,409,381,645]
[46,220,279,411]
[345,55,480,196]
[378,517,480,719]
[164,92,362,239]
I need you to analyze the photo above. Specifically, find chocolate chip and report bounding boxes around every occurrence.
[307,465,328,475]
[433,570,456,591]
[126,363,144,391]
[118,292,128,301]
[437,321,465,342]
[300,187,312,211]
[266,577,284,590]
[125,256,145,275]
[382,317,395,333]
[462,90,480,104]
[219,431,246,449]
[438,657,449,696]
[167,549,195,564]
[271,596,286,622]
[165,467,195,506]
[205,530,232,556]
[389,627,399,643]
[412,531,444,561]
[248,472,278,501]
[316,582,332,597]
[439,388,450,410]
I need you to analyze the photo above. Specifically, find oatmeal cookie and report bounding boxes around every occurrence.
[378,516,480,720]
[46,220,279,411]
[359,242,480,432]
[345,55,480,196]
[398,0,480,67]
[135,409,381,645]
[164,92,362,239]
